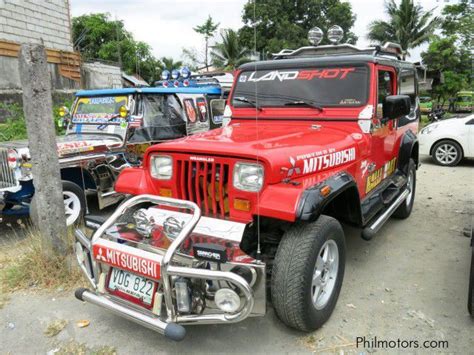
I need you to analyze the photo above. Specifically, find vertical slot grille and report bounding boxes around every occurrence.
[0,148,18,189]
[177,159,229,217]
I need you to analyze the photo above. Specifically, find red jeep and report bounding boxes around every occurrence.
[74,41,419,341]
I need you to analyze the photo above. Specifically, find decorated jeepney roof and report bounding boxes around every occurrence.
[75,86,222,97]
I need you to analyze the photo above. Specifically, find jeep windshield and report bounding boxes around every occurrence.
[67,95,129,140]
[232,65,369,109]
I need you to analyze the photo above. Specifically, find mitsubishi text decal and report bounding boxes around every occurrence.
[285,147,356,177]
[93,240,161,279]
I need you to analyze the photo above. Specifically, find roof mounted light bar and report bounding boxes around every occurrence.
[272,42,404,60]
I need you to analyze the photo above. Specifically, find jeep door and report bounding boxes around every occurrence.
[365,66,399,195]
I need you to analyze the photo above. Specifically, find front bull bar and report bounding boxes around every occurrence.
[74,194,255,341]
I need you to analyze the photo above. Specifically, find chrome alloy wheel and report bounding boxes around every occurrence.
[311,239,339,310]
[435,143,458,165]
[64,191,81,226]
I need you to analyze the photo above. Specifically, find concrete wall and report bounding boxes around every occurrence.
[0,0,72,52]
[81,62,122,89]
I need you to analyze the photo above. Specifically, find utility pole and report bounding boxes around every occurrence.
[18,43,67,255]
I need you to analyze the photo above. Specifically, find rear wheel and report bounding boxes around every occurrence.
[432,140,463,166]
[271,215,345,331]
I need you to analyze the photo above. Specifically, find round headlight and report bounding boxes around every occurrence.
[161,70,171,80]
[308,26,323,45]
[180,67,191,79]
[215,288,241,313]
[7,149,19,169]
[150,155,173,180]
[171,69,180,80]
[328,25,344,44]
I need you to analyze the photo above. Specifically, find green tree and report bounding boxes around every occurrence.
[211,29,251,70]
[367,0,438,60]
[239,0,357,59]
[421,36,471,104]
[159,57,184,72]
[441,0,473,48]
[72,13,162,83]
[193,15,220,71]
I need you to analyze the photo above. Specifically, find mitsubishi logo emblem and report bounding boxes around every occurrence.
[286,156,301,177]
[97,247,107,262]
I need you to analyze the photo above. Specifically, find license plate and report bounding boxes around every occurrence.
[108,268,155,305]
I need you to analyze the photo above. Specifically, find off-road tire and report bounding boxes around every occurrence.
[468,243,473,316]
[393,159,416,219]
[271,215,346,332]
[431,140,463,167]
[30,181,86,227]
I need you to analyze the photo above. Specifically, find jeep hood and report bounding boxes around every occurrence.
[0,135,123,160]
[149,121,364,183]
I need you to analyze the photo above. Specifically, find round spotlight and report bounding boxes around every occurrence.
[180,67,191,79]
[161,70,170,80]
[308,26,323,46]
[171,69,180,80]
[173,80,180,87]
[215,288,241,313]
[162,81,169,88]
[327,25,344,44]
[183,79,190,87]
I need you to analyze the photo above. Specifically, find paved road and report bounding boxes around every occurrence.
[1,157,473,354]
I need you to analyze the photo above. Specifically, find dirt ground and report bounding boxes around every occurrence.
[1,156,473,354]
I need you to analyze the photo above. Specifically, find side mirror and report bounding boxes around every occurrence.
[383,95,411,120]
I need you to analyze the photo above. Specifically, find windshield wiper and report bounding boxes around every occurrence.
[233,96,262,111]
[284,100,324,112]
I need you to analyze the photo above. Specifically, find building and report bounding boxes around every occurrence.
[0,0,81,107]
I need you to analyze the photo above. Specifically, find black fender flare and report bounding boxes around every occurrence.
[296,171,361,223]
[397,129,419,175]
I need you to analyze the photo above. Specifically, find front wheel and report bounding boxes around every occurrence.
[271,215,346,332]
[469,240,473,316]
[393,158,416,219]
[30,181,86,227]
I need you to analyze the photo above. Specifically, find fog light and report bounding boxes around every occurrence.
[175,279,191,313]
[215,288,240,313]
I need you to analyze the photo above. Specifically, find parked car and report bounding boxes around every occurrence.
[455,91,473,113]
[419,114,474,166]
[419,96,432,113]
[0,71,229,225]
[73,36,420,341]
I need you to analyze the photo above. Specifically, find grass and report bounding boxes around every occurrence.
[54,341,116,355]
[0,227,85,292]
[44,319,68,337]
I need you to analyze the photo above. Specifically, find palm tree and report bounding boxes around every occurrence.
[159,57,184,72]
[367,0,439,59]
[211,29,251,70]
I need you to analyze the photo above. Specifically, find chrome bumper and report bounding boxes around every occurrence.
[74,195,265,341]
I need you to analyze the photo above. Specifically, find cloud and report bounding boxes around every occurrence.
[71,0,446,61]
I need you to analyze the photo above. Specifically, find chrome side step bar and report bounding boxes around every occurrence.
[361,189,409,241]
[75,288,186,341]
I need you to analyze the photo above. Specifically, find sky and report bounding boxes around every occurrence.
[70,0,450,63]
